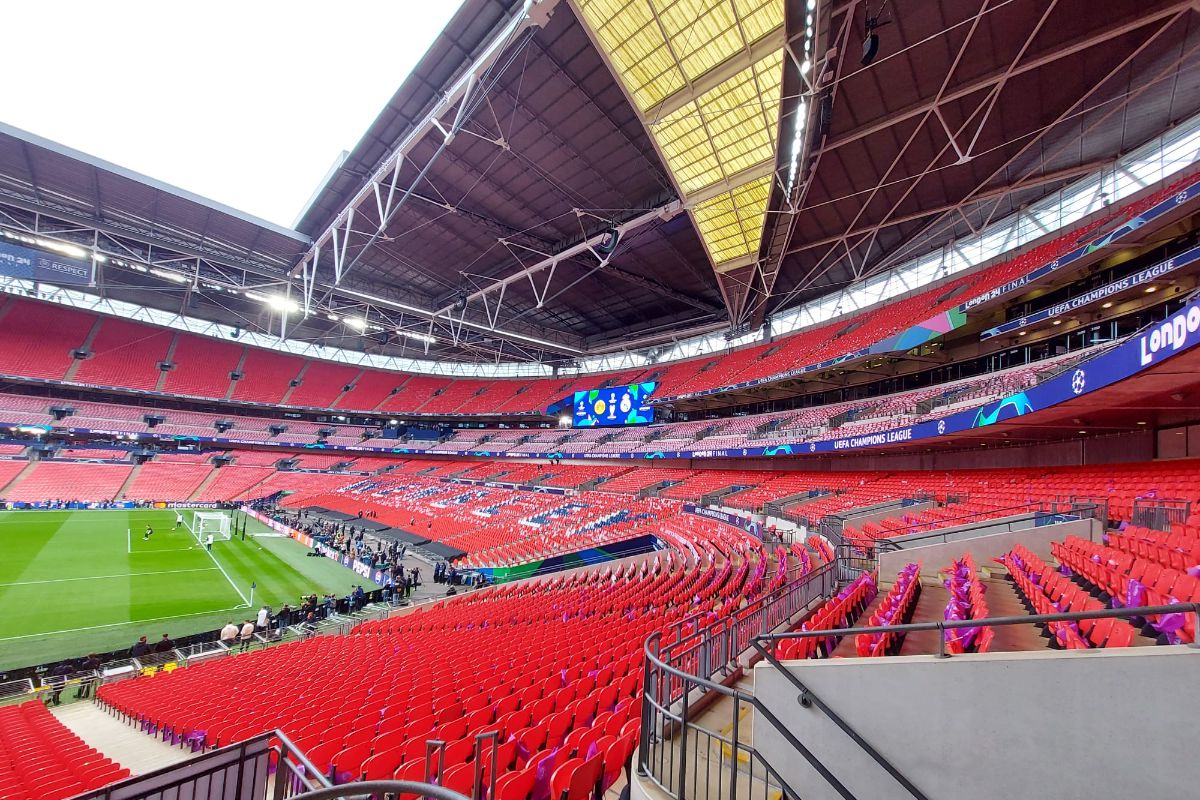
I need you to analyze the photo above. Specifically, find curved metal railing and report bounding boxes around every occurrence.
[638,562,855,800]
[286,782,469,800]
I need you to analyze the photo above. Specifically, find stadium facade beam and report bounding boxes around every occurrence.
[742,0,833,328]
[782,160,1114,257]
[568,0,818,329]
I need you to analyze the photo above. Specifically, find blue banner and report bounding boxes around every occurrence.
[683,503,763,539]
[0,241,94,286]
[980,245,1200,338]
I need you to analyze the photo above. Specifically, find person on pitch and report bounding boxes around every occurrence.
[143,524,154,541]
[174,510,184,530]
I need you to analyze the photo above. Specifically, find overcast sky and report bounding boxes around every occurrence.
[2,1,464,228]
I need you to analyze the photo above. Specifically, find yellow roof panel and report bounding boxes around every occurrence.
[658,0,783,84]
[574,0,685,111]
[652,51,782,194]
[691,175,772,264]
[575,0,784,113]
[574,0,784,268]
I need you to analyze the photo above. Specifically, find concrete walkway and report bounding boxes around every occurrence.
[53,701,190,776]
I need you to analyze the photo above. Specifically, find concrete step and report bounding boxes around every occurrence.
[898,584,951,656]
[189,465,221,501]
[829,592,889,658]
[980,576,1052,653]
[643,728,784,800]
[114,463,141,501]
[53,701,190,776]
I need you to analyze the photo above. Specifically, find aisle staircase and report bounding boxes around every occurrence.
[53,702,188,776]
[0,460,38,495]
[188,467,222,501]
[114,464,142,501]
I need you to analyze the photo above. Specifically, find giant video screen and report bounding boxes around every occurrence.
[572,382,657,427]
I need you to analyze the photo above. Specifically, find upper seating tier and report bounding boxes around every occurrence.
[2,170,1190,416]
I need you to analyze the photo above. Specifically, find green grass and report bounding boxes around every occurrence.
[0,509,368,669]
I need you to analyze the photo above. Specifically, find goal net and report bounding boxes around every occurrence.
[187,511,233,542]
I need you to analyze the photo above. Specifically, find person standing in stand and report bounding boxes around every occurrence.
[75,653,101,699]
[238,619,255,652]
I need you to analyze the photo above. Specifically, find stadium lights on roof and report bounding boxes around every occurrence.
[150,268,189,284]
[244,291,298,314]
[263,294,299,314]
[344,317,367,332]
[34,238,88,259]
[398,330,437,344]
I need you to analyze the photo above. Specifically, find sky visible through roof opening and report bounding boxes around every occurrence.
[2,1,465,229]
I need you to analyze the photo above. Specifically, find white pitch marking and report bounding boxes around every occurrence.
[200,540,252,608]
[0,567,219,588]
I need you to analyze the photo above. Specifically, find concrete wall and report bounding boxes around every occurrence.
[753,646,1200,800]
[842,500,935,529]
[876,516,1102,576]
[767,515,804,534]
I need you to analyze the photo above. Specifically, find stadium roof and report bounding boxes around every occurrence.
[1,0,1199,369]
[777,0,1200,313]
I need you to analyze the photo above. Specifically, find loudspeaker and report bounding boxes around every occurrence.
[595,226,620,258]
[819,93,834,136]
[862,32,879,65]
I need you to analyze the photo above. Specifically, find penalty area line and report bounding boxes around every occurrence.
[202,544,252,608]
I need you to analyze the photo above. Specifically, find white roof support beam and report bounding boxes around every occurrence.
[289,0,561,287]
[433,201,682,317]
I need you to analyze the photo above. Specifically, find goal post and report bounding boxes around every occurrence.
[186,511,233,542]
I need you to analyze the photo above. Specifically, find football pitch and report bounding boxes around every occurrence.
[0,509,369,669]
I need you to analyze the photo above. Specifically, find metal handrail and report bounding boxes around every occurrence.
[754,601,1200,659]
[274,728,335,791]
[75,728,326,800]
[746,601,1200,800]
[670,560,837,644]
[286,782,468,800]
[640,562,852,800]
[641,631,853,800]
[873,501,1099,551]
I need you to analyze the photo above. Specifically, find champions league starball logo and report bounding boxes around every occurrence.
[1071,369,1086,395]
[809,443,816,452]
[937,420,946,435]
